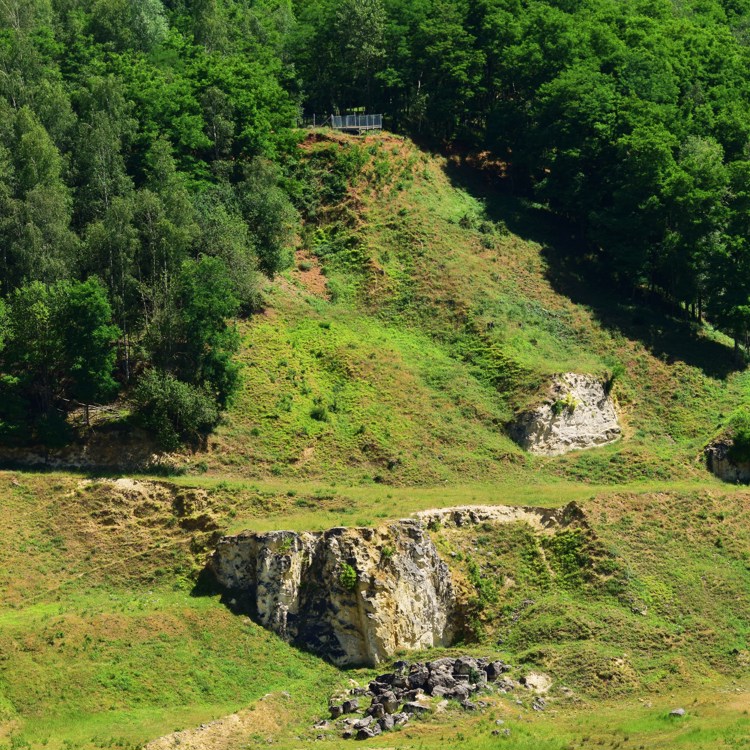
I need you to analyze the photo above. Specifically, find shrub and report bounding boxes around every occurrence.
[604,359,626,394]
[381,545,395,561]
[132,369,219,451]
[466,555,498,606]
[552,393,579,415]
[310,404,328,421]
[339,562,357,590]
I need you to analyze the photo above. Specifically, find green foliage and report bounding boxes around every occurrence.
[0,0,300,447]
[466,555,498,607]
[338,562,358,590]
[131,369,220,451]
[542,529,590,589]
[56,278,121,405]
[0,279,120,442]
[169,255,241,408]
[238,160,298,278]
[552,393,579,416]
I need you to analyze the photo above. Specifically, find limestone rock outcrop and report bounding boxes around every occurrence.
[510,373,621,456]
[209,520,459,667]
[705,440,750,483]
[414,502,583,531]
[209,503,580,667]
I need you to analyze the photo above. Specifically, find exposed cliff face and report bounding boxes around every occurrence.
[209,504,578,667]
[414,502,583,531]
[510,373,621,456]
[705,440,750,484]
[210,520,459,667]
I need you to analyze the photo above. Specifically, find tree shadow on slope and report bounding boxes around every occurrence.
[443,155,743,381]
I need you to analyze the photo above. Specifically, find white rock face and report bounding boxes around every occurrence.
[511,373,621,456]
[209,503,580,667]
[414,503,581,532]
[210,521,459,667]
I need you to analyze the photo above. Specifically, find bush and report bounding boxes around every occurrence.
[310,404,328,421]
[604,358,626,394]
[132,369,219,451]
[339,562,357,591]
[552,393,579,415]
[728,409,750,463]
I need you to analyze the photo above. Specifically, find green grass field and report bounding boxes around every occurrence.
[2,132,750,749]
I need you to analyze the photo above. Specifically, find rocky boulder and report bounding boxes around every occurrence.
[324,656,516,740]
[705,439,750,483]
[510,373,621,456]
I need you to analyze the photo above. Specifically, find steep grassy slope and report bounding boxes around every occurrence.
[2,133,750,750]
[189,130,750,487]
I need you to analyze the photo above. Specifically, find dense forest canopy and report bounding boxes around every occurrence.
[1,0,750,447]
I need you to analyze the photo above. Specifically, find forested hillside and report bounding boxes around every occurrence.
[2,0,750,452]
[295,0,750,349]
[0,0,299,448]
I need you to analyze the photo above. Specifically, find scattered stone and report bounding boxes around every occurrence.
[434,699,449,714]
[486,660,509,680]
[379,691,400,713]
[454,656,479,675]
[519,671,552,694]
[366,703,385,720]
[403,701,432,716]
[342,699,359,713]
[356,724,382,740]
[378,714,395,731]
[670,708,686,717]
[408,664,429,689]
[326,655,517,739]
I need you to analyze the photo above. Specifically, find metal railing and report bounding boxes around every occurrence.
[330,114,382,130]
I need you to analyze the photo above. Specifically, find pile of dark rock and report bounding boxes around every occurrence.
[326,656,513,740]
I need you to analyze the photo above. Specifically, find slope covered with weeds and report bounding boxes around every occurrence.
[193,130,750,487]
[2,133,750,750]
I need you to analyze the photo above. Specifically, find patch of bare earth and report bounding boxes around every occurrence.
[144,695,287,750]
[292,249,329,298]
